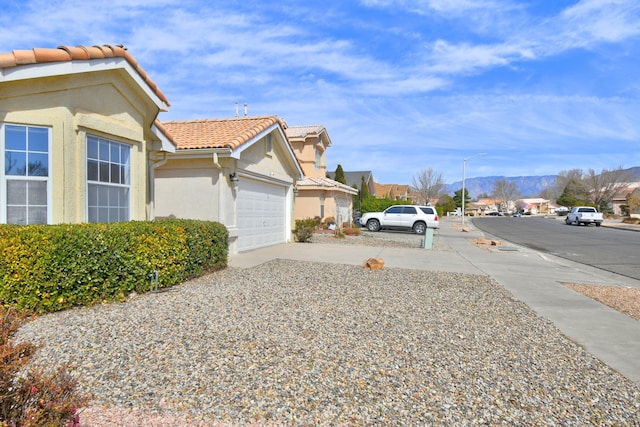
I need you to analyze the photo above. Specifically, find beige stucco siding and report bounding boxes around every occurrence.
[289,138,326,178]
[294,190,354,226]
[154,158,221,221]
[1,71,158,223]
[238,135,295,181]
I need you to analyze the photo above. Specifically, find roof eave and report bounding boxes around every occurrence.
[0,58,169,111]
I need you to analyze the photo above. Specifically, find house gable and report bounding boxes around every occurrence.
[0,44,173,225]
[285,125,330,178]
[159,117,303,181]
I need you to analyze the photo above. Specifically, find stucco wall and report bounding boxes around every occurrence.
[1,71,159,223]
[154,158,221,221]
[294,191,324,221]
[294,190,351,225]
[289,137,326,178]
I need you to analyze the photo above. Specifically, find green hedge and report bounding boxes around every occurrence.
[0,219,228,314]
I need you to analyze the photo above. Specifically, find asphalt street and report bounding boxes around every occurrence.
[472,216,640,281]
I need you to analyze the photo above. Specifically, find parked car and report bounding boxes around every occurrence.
[487,211,501,216]
[513,212,523,217]
[565,206,604,226]
[359,205,439,234]
[353,210,362,227]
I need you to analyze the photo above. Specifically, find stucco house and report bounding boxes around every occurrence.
[326,170,377,197]
[0,45,175,225]
[285,125,357,227]
[611,182,640,216]
[154,117,304,254]
[375,183,410,200]
[517,198,550,215]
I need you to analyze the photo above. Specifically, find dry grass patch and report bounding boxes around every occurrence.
[621,217,640,224]
[563,283,640,321]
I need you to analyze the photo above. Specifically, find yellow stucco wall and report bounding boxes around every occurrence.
[1,71,161,223]
[289,137,326,178]
[154,158,224,221]
[239,133,300,184]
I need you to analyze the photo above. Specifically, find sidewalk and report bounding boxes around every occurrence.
[229,219,640,382]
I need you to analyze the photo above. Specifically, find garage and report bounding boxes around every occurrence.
[237,178,287,251]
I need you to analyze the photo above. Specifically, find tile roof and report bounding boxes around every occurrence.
[285,125,332,147]
[0,44,169,107]
[153,119,178,147]
[296,177,359,194]
[160,116,286,150]
[285,125,325,139]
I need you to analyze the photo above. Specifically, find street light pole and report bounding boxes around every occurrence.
[461,153,487,227]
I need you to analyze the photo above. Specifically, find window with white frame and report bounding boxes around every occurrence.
[2,124,50,224]
[315,147,321,168]
[86,135,131,223]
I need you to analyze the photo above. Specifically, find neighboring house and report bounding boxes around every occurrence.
[611,182,640,215]
[0,45,175,225]
[285,125,357,226]
[464,202,484,216]
[326,170,377,197]
[154,117,304,254]
[628,188,640,217]
[375,183,410,200]
[517,198,550,215]
[475,198,517,214]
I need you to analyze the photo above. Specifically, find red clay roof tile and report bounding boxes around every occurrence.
[0,44,169,107]
[58,46,90,60]
[13,49,37,65]
[161,116,286,150]
[33,48,69,63]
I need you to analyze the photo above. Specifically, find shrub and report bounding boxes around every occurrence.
[293,218,317,243]
[0,220,228,314]
[360,197,412,214]
[322,217,335,229]
[342,227,361,236]
[0,305,86,426]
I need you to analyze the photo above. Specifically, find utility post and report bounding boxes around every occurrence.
[462,153,487,227]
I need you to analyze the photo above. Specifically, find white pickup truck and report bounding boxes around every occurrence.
[565,206,604,227]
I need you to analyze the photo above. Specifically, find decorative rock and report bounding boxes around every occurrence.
[362,257,384,270]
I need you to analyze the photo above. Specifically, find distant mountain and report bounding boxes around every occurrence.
[445,175,557,199]
[445,166,640,200]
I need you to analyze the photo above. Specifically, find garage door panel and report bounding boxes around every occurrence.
[237,179,286,251]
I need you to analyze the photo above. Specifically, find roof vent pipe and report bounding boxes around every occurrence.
[235,102,239,118]
[244,103,248,117]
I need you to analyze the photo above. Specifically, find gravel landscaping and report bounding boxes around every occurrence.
[16,231,640,426]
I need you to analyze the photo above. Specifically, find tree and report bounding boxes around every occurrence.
[334,164,346,184]
[411,167,445,205]
[584,167,634,212]
[436,194,456,214]
[554,169,588,206]
[553,167,632,211]
[514,200,527,213]
[492,179,520,212]
[556,180,589,208]
[352,185,360,211]
[360,176,370,199]
[453,188,469,209]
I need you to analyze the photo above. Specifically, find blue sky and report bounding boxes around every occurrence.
[1,0,639,185]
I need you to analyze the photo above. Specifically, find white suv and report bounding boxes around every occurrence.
[359,205,439,234]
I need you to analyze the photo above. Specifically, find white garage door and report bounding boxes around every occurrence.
[237,178,287,251]
[336,197,351,227]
